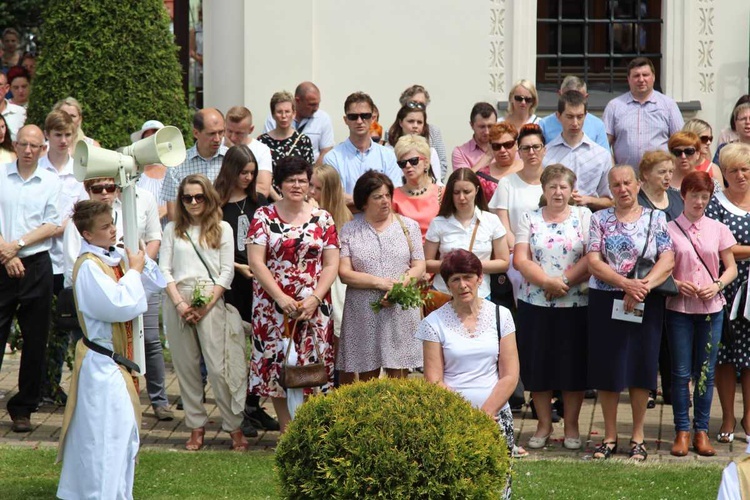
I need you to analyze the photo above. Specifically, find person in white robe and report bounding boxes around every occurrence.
[57,200,165,500]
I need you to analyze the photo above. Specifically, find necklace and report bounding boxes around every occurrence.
[234,198,247,214]
[406,184,429,196]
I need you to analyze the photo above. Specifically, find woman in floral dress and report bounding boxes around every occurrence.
[247,157,339,433]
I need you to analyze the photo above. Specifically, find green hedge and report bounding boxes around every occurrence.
[26,0,191,149]
[276,378,510,499]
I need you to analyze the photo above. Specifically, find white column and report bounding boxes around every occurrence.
[203,0,245,112]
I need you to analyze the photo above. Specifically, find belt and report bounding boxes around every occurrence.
[82,336,141,374]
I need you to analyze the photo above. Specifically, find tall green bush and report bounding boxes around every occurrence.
[276,378,510,499]
[26,0,191,148]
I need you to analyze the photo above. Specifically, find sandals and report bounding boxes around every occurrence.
[629,440,648,462]
[718,418,737,444]
[230,429,249,451]
[593,440,617,460]
[186,427,205,451]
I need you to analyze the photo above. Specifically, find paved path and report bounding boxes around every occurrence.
[0,351,747,463]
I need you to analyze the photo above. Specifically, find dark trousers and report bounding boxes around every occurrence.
[0,252,53,418]
[40,274,65,398]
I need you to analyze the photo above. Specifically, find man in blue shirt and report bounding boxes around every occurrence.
[323,92,402,207]
[539,76,610,151]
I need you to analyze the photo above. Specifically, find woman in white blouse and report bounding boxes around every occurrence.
[160,174,247,452]
[417,249,518,499]
[514,165,591,451]
[424,168,509,300]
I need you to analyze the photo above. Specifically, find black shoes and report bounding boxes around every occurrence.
[247,406,280,431]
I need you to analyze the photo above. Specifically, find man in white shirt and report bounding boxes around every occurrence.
[37,110,89,406]
[0,125,61,432]
[224,106,274,198]
[542,91,614,211]
[62,177,173,421]
[0,73,26,141]
[264,82,335,165]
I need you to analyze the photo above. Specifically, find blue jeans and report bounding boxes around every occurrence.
[666,310,723,432]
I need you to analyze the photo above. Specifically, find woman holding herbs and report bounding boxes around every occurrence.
[247,156,339,433]
[666,171,737,457]
[160,174,248,452]
[336,171,425,384]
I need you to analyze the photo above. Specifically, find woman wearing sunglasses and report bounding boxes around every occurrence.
[683,119,724,185]
[669,132,722,194]
[501,79,540,131]
[386,104,441,183]
[475,122,523,202]
[391,135,441,241]
[161,174,248,451]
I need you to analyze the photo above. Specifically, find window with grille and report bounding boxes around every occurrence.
[536,0,663,93]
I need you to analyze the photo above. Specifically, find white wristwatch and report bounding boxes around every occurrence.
[17,239,26,249]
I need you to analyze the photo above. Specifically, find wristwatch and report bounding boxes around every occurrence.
[562,274,570,285]
[714,279,725,291]
[17,239,26,249]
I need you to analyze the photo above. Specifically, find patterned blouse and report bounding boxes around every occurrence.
[587,207,674,291]
[258,130,315,170]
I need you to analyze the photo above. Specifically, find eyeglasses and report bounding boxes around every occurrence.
[671,147,697,157]
[406,101,425,110]
[397,156,423,168]
[491,140,516,151]
[513,95,534,104]
[519,144,544,153]
[282,178,309,186]
[346,112,373,122]
[181,194,206,204]
[700,135,713,144]
[89,184,117,194]
[16,142,44,151]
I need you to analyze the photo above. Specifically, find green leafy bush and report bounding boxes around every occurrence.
[276,378,510,499]
[26,0,191,149]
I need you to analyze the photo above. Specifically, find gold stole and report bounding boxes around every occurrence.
[56,252,142,462]
[737,456,750,500]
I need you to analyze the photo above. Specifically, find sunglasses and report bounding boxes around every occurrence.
[491,140,516,151]
[671,147,697,157]
[406,101,426,110]
[181,194,206,204]
[89,184,117,194]
[700,135,713,144]
[397,156,423,169]
[513,95,534,104]
[519,144,544,153]
[346,112,373,121]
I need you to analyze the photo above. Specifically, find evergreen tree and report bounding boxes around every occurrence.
[27,0,191,148]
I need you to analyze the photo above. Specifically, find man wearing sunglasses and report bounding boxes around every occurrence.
[538,76,609,151]
[323,91,402,208]
[543,91,614,211]
[0,125,61,433]
[62,177,174,422]
[451,102,497,173]
[603,57,684,173]
[263,81,335,166]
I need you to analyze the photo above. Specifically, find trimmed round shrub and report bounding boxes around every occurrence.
[276,378,510,499]
[26,0,191,149]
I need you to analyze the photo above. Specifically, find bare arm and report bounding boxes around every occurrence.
[424,239,441,274]
[732,244,750,262]
[0,223,58,264]
[256,171,272,198]
[482,236,509,274]
[315,147,333,167]
[338,256,394,291]
[494,209,514,248]
[480,332,520,417]
[247,243,298,316]
[145,240,160,260]
[422,341,450,390]
[166,201,177,222]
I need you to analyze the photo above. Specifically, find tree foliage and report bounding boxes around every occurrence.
[27,0,191,149]
[0,0,46,32]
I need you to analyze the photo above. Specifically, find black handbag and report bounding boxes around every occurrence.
[673,221,735,345]
[626,210,679,297]
[56,287,80,331]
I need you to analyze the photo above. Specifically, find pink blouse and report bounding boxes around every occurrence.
[392,186,441,243]
[666,213,736,314]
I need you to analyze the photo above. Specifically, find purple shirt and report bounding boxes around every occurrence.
[602,90,684,172]
[451,138,486,170]
[666,214,736,314]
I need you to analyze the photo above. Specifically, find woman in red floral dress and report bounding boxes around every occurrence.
[247,157,340,433]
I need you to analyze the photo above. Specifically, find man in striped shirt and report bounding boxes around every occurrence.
[602,57,684,174]
[543,91,613,211]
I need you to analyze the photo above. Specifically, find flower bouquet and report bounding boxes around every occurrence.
[370,277,429,313]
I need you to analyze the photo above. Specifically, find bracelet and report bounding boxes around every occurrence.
[714,279,725,291]
[175,300,187,308]
[311,294,323,305]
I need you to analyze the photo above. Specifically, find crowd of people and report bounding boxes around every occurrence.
[2,51,750,497]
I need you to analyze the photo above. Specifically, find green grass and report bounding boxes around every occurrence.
[0,446,726,499]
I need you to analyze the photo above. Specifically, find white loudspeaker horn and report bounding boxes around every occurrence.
[120,125,186,168]
[73,141,137,182]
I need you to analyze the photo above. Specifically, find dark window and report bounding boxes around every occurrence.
[536,0,663,93]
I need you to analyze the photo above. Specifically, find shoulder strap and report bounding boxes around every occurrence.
[640,209,654,259]
[674,221,717,281]
[185,230,216,285]
[468,218,480,252]
[394,213,414,256]
[495,304,501,341]
[285,132,303,158]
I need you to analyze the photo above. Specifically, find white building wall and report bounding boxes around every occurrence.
[204,0,749,161]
